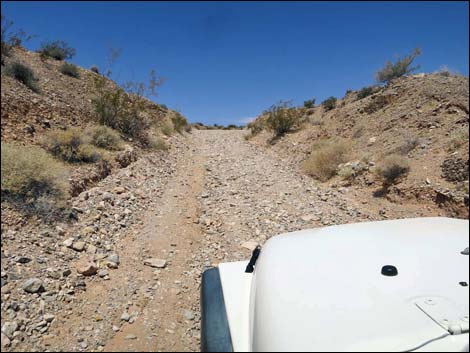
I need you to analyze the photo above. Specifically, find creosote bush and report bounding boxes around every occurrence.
[376,48,421,84]
[303,98,315,109]
[1,142,68,201]
[357,86,374,100]
[375,154,410,184]
[59,62,80,78]
[266,101,300,136]
[302,138,351,181]
[43,128,100,163]
[38,40,76,60]
[322,96,337,111]
[5,62,40,92]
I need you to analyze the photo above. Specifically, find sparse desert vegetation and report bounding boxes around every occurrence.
[1,142,68,201]
[5,61,39,92]
[59,62,80,78]
[302,138,351,181]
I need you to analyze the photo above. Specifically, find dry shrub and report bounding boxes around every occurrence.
[161,122,174,136]
[1,142,68,201]
[43,128,100,163]
[302,138,352,181]
[85,125,123,150]
[395,135,420,155]
[150,136,168,151]
[375,154,410,184]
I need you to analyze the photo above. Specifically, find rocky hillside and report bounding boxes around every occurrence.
[248,73,469,218]
[1,46,176,144]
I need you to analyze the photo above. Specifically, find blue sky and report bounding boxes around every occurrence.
[3,1,469,125]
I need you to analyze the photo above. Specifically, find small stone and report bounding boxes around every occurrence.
[121,312,131,322]
[114,186,126,194]
[107,254,120,266]
[1,321,18,338]
[241,241,258,251]
[98,270,109,278]
[112,325,120,332]
[22,278,44,293]
[182,309,195,321]
[144,258,167,268]
[76,259,98,276]
[63,238,74,248]
[125,334,137,340]
[72,241,86,252]
[44,314,55,323]
[16,256,32,264]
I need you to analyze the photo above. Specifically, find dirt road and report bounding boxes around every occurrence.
[41,130,377,352]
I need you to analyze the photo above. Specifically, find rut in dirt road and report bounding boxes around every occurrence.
[32,130,378,352]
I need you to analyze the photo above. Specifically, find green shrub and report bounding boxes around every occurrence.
[5,62,39,92]
[322,97,337,111]
[1,142,68,200]
[43,128,100,163]
[171,112,189,133]
[59,62,80,78]
[376,48,421,84]
[375,154,410,184]
[357,86,374,100]
[90,65,99,74]
[161,122,173,136]
[303,99,316,109]
[38,40,76,60]
[266,101,300,136]
[302,139,351,181]
[85,125,123,150]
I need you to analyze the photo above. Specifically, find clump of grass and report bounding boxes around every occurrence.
[59,62,80,78]
[448,129,469,151]
[302,138,351,181]
[161,122,174,136]
[375,154,410,184]
[5,62,40,92]
[85,125,123,150]
[43,128,100,163]
[1,142,68,200]
[170,112,189,134]
[149,136,168,151]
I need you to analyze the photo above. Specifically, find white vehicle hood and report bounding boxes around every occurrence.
[235,217,470,352]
